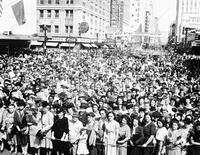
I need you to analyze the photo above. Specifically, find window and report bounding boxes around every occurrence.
[66,0,69,4]
[55,0,59,4]
[70,10,73,17]
[55,25,59,33]
[47,10,51,18]
[70,26,73,33]
[47,25,51,33]
[40,25,43,33]
[70,0,73,4]
[39,10,44,18]
[65,26,69,33]
[55,10,59,18]
[40,0,44,4]
[48,0,51,4]
[66,10,69,17]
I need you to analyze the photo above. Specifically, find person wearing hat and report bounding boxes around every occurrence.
[79,102,88,126]
[14,99,29,155]
[68,112,83,155]
[51,108,69,155]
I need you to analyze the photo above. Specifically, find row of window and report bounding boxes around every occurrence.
[39,10,73,18]
[39,25,73,33]
[40,0,73,5]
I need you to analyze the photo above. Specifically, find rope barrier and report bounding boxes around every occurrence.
[1,131,156,149]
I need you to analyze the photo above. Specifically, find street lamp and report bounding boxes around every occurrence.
[42,24,48,53]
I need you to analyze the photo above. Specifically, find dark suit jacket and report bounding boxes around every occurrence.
[130,126,144,145]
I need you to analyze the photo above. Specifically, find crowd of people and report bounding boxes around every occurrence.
[0,47,199,155]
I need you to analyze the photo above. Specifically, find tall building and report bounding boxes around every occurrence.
[176,0,200,42]
[37,0,110,40]
[129,0,154,34]
[110,0,130,34]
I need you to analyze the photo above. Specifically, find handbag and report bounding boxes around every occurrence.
[36,129,45,141]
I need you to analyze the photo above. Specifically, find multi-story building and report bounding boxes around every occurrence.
[37,0,110,40]
[110,0,130,34]
[176,0,200,42]
[129,0,154,34]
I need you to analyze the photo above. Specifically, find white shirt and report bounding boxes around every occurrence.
[156,127,168,141]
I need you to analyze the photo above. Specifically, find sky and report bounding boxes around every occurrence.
[153,0,176,32]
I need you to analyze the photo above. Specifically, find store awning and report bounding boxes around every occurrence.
[30,40,43,46]
[60,43,75,47]
[46,42,58,47]
[102,45,109,48]
[91,44,98,48]
[82,43,92,48]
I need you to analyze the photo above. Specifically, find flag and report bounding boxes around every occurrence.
[0,0,2,17]
[12,0,26,25]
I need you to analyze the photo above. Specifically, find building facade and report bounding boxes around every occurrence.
[37,0,110,40]
[109,0,130,34]
[129,0,154,34]
[176,0,200,42]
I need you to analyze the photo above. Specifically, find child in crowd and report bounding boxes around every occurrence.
[76,127,89,155]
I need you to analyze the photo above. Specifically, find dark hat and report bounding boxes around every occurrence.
[80,102,88,109]
[113,106,120,110]
[64,103,74,109]
[183,118,192,125]
[41,101,49,107]
[16,99,26,107]
[86,112,95,117]
[15,82,23,87]
[56,108,65,114]
[52,104,61,109]
[139,108,146,112]
[126,103,134,109]
[152,111,163,118]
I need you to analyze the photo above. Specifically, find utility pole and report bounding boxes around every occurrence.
[185,27,189,49]
[42,24,48,53]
